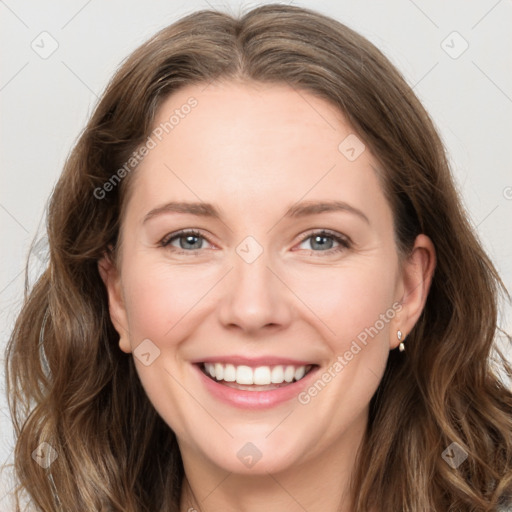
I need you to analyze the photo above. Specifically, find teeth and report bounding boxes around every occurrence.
[203,362,311,385]
[271,366,284,383]
[224,364,236,382]
[214,363,224,381]
[236,365,253,385]
[284,365,295,383]
[294,366,306,381]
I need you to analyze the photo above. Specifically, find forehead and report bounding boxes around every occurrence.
[124,80,392,231]
[151,80,348,161]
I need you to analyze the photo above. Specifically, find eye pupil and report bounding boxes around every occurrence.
[181,234,202,250]
[311,234,333,251]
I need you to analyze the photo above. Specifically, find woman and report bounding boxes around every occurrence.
[5,4,512,511]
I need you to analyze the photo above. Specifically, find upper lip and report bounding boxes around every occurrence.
[191,355,317,367]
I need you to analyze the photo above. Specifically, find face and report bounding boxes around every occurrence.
[100,80,433,477]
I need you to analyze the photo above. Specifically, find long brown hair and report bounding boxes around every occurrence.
[5,4,512,511]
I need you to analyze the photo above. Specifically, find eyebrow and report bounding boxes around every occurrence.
[143,199,370,225]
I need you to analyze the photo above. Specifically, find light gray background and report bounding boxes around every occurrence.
[1,0,511,505]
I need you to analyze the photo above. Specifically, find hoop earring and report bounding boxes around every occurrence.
[398,330,405,352]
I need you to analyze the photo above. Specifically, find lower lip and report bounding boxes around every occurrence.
[194,364,319,409]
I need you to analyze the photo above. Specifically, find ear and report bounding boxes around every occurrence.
[97,251,132,354]
[391,234,436,349]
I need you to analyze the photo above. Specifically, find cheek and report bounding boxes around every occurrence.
[118,259,223,437]
[286,264,397,433]
[285,259,398,348]
[283,257,398,420]
[121,259,220,344]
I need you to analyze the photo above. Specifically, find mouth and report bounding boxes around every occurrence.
[198,362,317,391]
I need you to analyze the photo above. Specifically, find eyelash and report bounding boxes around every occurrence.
[159,229,351,256]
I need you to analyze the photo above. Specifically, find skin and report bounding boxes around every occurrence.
[99,80,435,512]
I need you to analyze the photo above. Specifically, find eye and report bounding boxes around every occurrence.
[159,228,351,256]
[296,230,351,255]
[160,230,212,253]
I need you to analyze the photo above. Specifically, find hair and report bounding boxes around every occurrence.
[5,4,512,511]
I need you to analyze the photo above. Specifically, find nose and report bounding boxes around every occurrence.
[216,247,294,335]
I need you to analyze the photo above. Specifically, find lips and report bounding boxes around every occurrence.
[190,355,320,408]
[194,360,320,408]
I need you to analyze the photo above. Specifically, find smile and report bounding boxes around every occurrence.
[194,360,320,408]
[201,362,314,388]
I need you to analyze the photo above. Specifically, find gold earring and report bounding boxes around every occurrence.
[398,330,405,352]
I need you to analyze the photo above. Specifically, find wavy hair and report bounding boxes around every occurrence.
[5,4,512,511]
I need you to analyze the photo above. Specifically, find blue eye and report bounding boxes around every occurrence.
[297,230,350,255]
[160,230,208,252]
[160,229,351,256]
